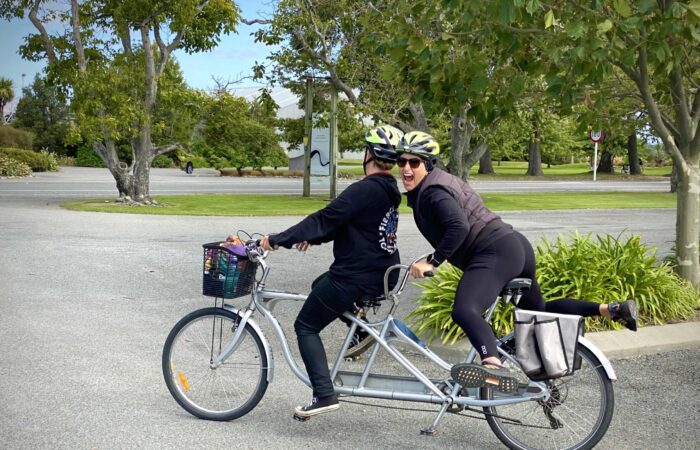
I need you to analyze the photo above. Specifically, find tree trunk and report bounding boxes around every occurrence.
[478,147,494,174]
[526,130,543,176]
[675,161,700,292]
[627,132,642,175]
[597,150,614,173]
[463,142,488,180]
[448,109,472,179]
[671,162,679,193]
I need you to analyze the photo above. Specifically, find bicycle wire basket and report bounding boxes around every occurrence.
[202,242,257,299]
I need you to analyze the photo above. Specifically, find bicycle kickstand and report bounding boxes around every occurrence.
[420,400,451,436]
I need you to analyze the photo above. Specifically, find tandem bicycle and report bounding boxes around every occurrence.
[162,235,616,450]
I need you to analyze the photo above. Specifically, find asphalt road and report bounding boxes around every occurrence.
[0,166,671,200]
[0,168,693,449]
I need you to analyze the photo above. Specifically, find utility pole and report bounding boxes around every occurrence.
[329,83,338,199]
[303,77,313,197]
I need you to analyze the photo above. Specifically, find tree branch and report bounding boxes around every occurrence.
[633,47,685,166]
[70,0,87,71]
[119,22,133,55]
[409,103,429,132]
[671,63,692,144]
[153,143,180,157]
[140,25,157,113]
[242,18,272,25]
[613,61,640,84]
[28,0,56,63]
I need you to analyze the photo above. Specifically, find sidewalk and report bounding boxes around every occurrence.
[427,321,700,362]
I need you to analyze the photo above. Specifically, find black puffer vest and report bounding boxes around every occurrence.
[413,168,501,250]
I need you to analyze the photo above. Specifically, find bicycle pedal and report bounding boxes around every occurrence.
[420,426,438,436]
[344,356,362,362]
[293,413,310,422]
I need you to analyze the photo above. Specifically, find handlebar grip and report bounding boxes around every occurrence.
[424,271,435,277]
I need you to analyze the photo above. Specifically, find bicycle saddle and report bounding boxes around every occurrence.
[357,294,385,309]
[501,278,532,294]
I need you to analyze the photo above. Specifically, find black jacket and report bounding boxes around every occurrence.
[269,173,401,295]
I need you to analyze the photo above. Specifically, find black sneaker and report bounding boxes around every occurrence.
[294,395,339,418]
[451,363,518,393]
[609,299,638,331]
[343,321,375,359]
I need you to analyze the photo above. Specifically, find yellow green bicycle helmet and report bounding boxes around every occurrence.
[397,131,440,159]
[364,125,404,162]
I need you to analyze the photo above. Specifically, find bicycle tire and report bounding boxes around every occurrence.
[482,337,614,450]
[162,307,269,421]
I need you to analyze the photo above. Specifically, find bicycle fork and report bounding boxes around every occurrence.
[210,308,254,369]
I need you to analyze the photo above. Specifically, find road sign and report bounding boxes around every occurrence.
[588,130,605,181]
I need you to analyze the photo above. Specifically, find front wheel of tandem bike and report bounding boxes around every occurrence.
[162,307,269,421]
[480,337,615,450]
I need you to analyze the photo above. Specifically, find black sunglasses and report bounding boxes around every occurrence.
[397,157,423,169]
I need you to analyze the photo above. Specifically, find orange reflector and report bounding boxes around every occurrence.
[178,371,190,391]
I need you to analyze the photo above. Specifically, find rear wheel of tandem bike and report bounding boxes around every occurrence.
[481,337,614,450]
[162,307,269,421]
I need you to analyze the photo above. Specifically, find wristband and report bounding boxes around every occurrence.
[426,253,441,267]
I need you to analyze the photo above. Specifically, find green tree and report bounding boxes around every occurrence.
[201,93,284,173]
[3,0,240,203]
[0,77,14,124]
[426,1,700,287]
[13,74,70,154]
[258,0,483,176]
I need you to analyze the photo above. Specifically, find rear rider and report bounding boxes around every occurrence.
[395,131,638,393]
[260,125,403,418]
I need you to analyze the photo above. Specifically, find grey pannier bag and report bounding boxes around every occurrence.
[514,309,585,380]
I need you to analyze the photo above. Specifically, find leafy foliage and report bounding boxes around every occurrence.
[3,0,241,201]
[0,77,13,124]
[0,125,33,149]
[13,75,71,154]
[407,233,698,344]
[75,146,106,168]
[0,147,57,172]
[0,153,32,177]
[151,154,173,168]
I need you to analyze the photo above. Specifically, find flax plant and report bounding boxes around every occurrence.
[408,232,698,345]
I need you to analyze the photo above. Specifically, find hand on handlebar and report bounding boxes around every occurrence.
[410,261,435,279]
[259,235,275,251]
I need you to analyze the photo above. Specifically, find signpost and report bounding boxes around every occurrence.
[302,75,339,199]
[588,129,605,181]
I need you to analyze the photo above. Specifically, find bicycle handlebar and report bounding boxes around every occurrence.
[383,253,435,300]
[239,232,436,301]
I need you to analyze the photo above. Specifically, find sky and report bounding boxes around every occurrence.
[0,0,285,111]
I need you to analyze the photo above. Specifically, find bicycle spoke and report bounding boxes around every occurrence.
[163,309,268,420]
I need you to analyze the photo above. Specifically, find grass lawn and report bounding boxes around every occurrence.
[332,162,672,179]
[63,191,676,216]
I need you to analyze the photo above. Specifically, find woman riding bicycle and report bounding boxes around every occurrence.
[395,131,638,392]
[260,125,404,417]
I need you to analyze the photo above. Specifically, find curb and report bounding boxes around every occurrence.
[426,321,700,364]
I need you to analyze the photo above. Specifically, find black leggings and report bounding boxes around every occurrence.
[451,230,601,359]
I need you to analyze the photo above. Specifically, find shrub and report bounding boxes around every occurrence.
[0,153,32,177]
[0,125,33,149]
[58,156,75,166]
[151,154,173,168]
[0,147,56,172]
[407,232,699,345]
[40,150,59,171]
[75,146,105,167]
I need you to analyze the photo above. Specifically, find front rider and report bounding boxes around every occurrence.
[260,125,403,418]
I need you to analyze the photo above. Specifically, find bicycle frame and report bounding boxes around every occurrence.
[211,247,550,425]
